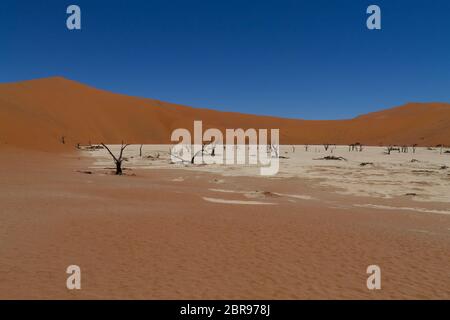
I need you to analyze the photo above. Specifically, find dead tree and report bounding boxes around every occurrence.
[350,142,362,152]
[169,145,191,164]
[305,145,309,152]
[271,144,279,158]
[386,145,401,154]
[191,144,206,164]
[139,144,143,157]
[412,144,417,154]
[61,136,66,144]
[101,142,129,175]
[323,144,330,151]
[190,141,217,164]
[329,144,336,154]
[204,139,217,157]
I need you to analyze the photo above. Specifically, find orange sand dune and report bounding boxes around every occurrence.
[0,77,449,150]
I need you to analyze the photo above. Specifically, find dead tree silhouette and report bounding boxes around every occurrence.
[271,144,279,157]
[349,142,362,152]
[191,141,215,164]
[101,142,129,175]
[386,145,401,155]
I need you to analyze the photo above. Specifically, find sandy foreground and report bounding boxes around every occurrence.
[0,146,449,299]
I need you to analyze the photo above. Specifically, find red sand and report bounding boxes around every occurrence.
[0,148,449,299]
[1,77,449,151]
[1,77,449,299]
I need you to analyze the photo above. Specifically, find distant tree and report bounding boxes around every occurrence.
[271,144,279,158]
[101,142,129,175]
[190,140,218,164]
[386,145,401,155]
[350,142,362,152]
[191,149,202,164]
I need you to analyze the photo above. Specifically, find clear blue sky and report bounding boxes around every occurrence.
[1,0,450,119]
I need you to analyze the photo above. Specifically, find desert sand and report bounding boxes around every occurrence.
[0,145,449,299]
[1,78,450,300]
[1,77,450,150]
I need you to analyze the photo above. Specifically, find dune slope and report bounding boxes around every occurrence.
[0,77,449,150]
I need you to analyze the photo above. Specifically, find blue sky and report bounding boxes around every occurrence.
[1,0,450,119]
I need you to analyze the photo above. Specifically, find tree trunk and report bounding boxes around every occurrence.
[116,161,123,175]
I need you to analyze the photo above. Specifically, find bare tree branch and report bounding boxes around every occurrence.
[101,143,118,162]
[101,142,129,175]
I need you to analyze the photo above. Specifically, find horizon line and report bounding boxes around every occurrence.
[1,75,449,122]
